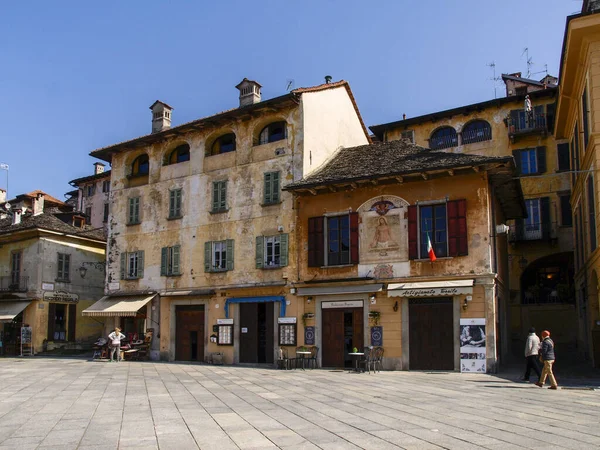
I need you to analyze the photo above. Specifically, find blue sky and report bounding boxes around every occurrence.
[0,1,581,201]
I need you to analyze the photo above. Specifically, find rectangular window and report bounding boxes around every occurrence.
[120,251,144,279]
[256,234,289,268]
[85,184,95,197]
[161,245,181,276]
[128,197,140,224]
[419,204,448,258]
[401,130,415,143]
[308,214,358,267]
[557,143,570,172]
[10,251,22,285]
[524,199,542,240]
[588,176,597,250]
[520,149,538,174]
[583,86,590,151]
[85,207,92,224]
[204,240,234,272]
[212,181,227,212]
[57,253,70,282]
[169,189,182,218]
[102,180,110,193]
[327,215,350,266]
[263,172,280,205]
[103,203,109,223]
[559,194,573,227]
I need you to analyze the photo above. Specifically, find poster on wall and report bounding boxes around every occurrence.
[459,318,486,373]
[304,326,315,345]
[371,326,383,346]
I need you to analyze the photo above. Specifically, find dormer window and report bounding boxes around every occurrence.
[210,134,236,156]
[131,154,149,177]
[167,144,190,165]
[259,122,286,145]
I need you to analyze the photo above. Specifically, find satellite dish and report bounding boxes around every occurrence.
[4,203,11,211]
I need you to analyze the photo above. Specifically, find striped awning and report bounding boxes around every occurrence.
[0,301,31,322]
[82,294,156,317]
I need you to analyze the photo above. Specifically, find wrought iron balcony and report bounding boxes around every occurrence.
[508,222,557,242]
[507,113,547,140]
[0,276,29,292]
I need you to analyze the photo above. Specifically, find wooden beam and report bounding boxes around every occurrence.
[328,186,337,192]
[421,173,428,180]
[308,188,317,195]
[349,182,358,189]
[447,169,454,176]
[395,176,404,183]
[473,166,480,172]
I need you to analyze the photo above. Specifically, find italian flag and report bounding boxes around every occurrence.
[427,234,437,262]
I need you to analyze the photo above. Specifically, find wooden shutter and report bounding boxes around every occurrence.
[172,245,181,275]
[64,254,70,281]
[67,304,77,342]
[212,182,219,212]
[160,247,168,276]
[272,172,280,203]
[220,182,227,210]
[448,199,468,257]
[349,212,359,264]
[120,252,126,280]
[308,217,324,267]
[536,146,546,174]
[557,143,570,171]
[47,303,56,341]
[510,110,519,130]
[408,205,418,260]
[279,233,289,267]
[169,190,175,217]
[226,239,234,271]
[137,250,144,278]
[264,173,272,204]
[515,218,525,241]
[204,242,212,272]
[540,197,551,240]
[512,150,522,175]
[256,236,264,269]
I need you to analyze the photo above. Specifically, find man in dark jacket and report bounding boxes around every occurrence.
[536,330,558,389]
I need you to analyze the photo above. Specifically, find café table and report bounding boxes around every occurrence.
[348,352,365,372]
[295,351,312,370]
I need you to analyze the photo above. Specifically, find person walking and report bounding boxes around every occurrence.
[108,327,125,362]
[536,330,558,389]
[522,327,541,382]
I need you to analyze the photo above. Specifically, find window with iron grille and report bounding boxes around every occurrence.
[429,127,458,150]
[461,120,491,145]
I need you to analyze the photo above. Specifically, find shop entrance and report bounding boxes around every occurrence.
[175,305,205,362]
[239,302,274,364]
[409,298,454,370]
[322,307,364,368]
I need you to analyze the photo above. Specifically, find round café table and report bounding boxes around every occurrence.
[348,352,365,372]
[295,351,311,370]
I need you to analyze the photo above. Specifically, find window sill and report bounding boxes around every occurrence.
[123,277,141,281]
[126,222,141,226]
[167,215,183,221]
[261,265,283,270]
[207,269,229,274]
[261,201,282,207]
[162,273,182,277]
[55,279,71,283]
[253,139,286,147]
[413,257,453,262]
[126,173,149,180]
[320,264,355,269]
[209,209,229,215]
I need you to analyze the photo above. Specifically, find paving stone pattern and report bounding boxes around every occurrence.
[0,358,599,449]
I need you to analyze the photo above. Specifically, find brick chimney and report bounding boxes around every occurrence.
[32,193,44,216]
[12,208,22,225]
[149,100,173,134]
[94,162,105,175]
[236,78,262,107]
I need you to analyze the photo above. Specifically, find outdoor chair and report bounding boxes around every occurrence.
[358,347,373,373]
[308,346,319,369]
[277,347,292,370]
[371,347,384,372]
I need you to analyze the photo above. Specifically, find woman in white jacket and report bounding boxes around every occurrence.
[522,327,541,381]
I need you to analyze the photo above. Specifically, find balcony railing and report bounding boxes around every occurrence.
[507,113,547,137]
[509,222,556,242]
[461,127,492,145]
[0,276,29,292]
[429,134,458,150]
[522,287,575,305]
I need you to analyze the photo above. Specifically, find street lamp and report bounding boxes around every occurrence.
[78,261,106,278]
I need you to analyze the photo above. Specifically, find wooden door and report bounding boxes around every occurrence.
[257,302,274,364]
[322,309,345,368]
[175,306,205,361]
[240,303,258,363]
[409,298,454,370]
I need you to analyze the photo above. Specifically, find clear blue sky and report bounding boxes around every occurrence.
[0,0,581,201]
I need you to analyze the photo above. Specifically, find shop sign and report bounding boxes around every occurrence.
[460,318,486,373]
[396,287,471,297]
[278,317,296,324]
[322,300,364,309]
[217,318,233,325]
[42,290,79,304]
[41,282,54,291]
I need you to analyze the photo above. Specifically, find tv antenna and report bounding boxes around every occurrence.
[522,47,534,78]
[531,64,549,78]
[487,62,501,99]
[285,79,294,92]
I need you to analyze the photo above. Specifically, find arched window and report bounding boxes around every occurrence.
[259,121,286,145]
[210,133,236,156]
[167,144,190,165]
[429,127,458,150]
[461,120,492,145]
[131,154,149,177]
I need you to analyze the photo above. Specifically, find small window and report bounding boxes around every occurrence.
[513,147,546,175]
[210,134,236,156]
[461,120,491,144]
[102,180,110,193]
[557,143,570,172]
[131,154,149,177]
[161,245,181,276]
[263,171,280,205]
[401,130,414,143]
[103,203,109,223]
[86,184,95,197]
[256,234,289,268]
[204,240,234,272]
[429,127,458,150]
[121,251,144,279]
[57,253,70,282]
[419,204,448,258]
[259,122,286,145]
[168,144,190,165]
[212,181,227,213]
[128,197,141,224]
[168,189,182,218]
[308,214,359,267]
[559,194,572,227]
[85,207,92,224]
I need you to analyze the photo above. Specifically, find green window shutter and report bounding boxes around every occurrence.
[204,241,212,272]
[176,189,182,216]
[212,182,219,212]
[172,245,181,275]
[272,172,280,203]
[135,198,140,223]
[160,247,168,276]
[256,236,264,269]
[129,197,140,223]
[226,239,234,271]
[169,190,175,218]
[120,253,126,280]
[279,233,289,267]
[220,182,227,210]
[128,198,134,223]
[264,173,272,204]
[137,250,144,278]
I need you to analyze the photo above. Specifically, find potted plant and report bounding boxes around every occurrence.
[369,311,381,326]
[302,312,314,326]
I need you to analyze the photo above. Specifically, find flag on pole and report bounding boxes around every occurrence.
[0,163,8,170]
[427,233,437,262]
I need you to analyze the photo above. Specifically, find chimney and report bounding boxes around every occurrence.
[0,188,5,204]
[403,113,406,120]
[94,162,105,175]
[235,78,262,107]
[324,75,332,84]
[12,208,22,225]
[32,193,44,216]
[149,100,173,134]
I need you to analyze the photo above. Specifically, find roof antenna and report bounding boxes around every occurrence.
[285,79,294,92]
[522,48,534,78]
[324,75,332,84]
[487,62,501,99]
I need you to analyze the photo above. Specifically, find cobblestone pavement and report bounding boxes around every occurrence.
[0,358,599,449]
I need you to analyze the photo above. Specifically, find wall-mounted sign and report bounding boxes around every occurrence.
[394,287,472,297]
[278,317,297,324]
[42,290,79,304]
[217,318,233,325]
[322,300,364,309]
[41,283,54,291]
[460,318,486,373]
[304,326,315,345]
[241,327,248,333]
[21,326,32,344]
[371,326,383,346]
[108,282,120,291]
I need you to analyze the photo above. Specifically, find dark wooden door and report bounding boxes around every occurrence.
[257,302,274,364]
[322,309,345,367]
[409,298,454,370]
[175,306,205,361]
[240,303,258,363]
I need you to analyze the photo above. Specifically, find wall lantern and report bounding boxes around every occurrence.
[462,299,469,311]
[307,296,313,304]
[393,300,399,312]
[78,261,107,279]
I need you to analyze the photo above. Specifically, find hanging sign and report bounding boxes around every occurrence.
[460,318,486,373]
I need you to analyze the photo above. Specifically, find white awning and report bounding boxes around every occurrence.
[297,284,383,296]
[388,279,474,298]
[82,294,156,317]
[0,301,32,322]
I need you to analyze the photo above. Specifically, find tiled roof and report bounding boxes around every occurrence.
[69,170,111,186]
[16,191,65,206]
[284,140,513,190]
[0,212,106,241]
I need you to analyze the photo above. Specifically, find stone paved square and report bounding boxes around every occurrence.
[0,358,599,449]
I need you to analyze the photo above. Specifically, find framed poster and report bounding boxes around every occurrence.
[371,326,383,347]
[278,323,297,346]
[304,326,315,345]
[460,318,486,373]
[217,325,233,345]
